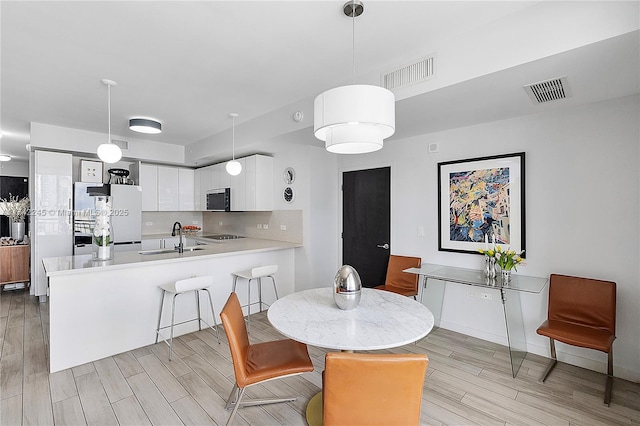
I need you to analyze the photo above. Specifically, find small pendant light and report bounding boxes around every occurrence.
[226,113,242,176]
[97,79,123,163]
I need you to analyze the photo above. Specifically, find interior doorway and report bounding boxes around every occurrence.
[342,167,391,287]
[0,176,29,237]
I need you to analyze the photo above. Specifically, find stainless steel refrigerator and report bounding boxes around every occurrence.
[73,183,142,254]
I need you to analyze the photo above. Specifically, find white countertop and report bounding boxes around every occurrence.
[267,287,435,351]
[43,238,301,277]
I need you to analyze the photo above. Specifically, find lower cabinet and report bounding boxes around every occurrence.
[0,244,30,288]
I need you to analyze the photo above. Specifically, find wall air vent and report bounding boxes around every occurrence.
[111,139,129,150]
[383,55,435,90]
[523,76,571,104]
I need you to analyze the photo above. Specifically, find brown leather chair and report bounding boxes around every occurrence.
[220,292,314,425]
[536,274,616,405]
[322,352,428,426]
[374,254,422,298]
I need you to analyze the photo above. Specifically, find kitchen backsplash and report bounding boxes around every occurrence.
[203,210,302,243]
[141,211,203,235]
[142,210,302,244]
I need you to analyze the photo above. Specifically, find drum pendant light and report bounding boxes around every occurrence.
[97,79,123,163]
[314,1,395,154]
[226,113,242,176]
[129,118,162,134]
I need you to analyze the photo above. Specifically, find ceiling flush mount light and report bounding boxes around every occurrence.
[97,79,123,164]
[226,113,242,176]
[0,154,11,162]
[314,0,395,154]
[129,118,162,134]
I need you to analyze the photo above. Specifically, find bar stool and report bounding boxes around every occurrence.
[156,276,220,360]
[231,265,279,332]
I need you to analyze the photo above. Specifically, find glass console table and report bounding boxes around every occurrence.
[404,264,548,378]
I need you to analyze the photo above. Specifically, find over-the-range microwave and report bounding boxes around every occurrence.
[206,188,231,211]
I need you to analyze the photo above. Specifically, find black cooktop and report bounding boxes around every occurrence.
[202,234,244,240]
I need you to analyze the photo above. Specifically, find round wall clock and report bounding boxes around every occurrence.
[283,186,295,203]
[283,167,295,184]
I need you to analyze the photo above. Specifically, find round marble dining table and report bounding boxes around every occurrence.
[267,287,435,351]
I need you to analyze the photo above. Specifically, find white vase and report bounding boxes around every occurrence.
[95,245,112,261]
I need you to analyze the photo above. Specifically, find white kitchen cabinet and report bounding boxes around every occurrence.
[245,154,273,211]
[157,166,179,211]
[230,158,246,211]
[130,162,159,211]
[133,163,194,212]
[218,163,231,189]
[193,154,273,212]
[32,150,73,298]
[194,168,202,210]
[178,168,195,211]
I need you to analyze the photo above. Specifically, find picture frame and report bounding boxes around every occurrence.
[80,160,103,183]
[438,152,525,256]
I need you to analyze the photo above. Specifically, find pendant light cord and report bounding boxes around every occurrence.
[232,115,236,161]
[107,83,112,145]
[352,3,356,84]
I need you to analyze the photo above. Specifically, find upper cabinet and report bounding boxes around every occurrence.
[131,162,195,212]
[194,155,273,211]
[139,163,158,211]
[178,168,195,211]
[157,166,179,211]
[132,155,272,212]
[245,154,273,211]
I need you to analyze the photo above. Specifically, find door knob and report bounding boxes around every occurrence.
[377,243,390,250]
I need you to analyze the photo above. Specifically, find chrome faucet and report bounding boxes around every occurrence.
[171,221,184,253]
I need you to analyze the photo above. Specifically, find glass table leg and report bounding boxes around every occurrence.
[423,277,446,329]
[501,287,527,377]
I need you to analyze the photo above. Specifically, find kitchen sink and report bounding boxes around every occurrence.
[139,247,206,255]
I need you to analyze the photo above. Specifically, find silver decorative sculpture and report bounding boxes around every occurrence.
[333,265,362,310]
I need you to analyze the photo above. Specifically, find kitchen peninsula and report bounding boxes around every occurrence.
[43,237,300,373]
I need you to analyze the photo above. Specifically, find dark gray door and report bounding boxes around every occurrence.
[342,167,391,287]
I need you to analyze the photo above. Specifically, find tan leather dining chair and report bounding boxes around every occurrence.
[374,254,422,299]
[536,274,616,405]
[219,292,314,425]
[322,352,428,426]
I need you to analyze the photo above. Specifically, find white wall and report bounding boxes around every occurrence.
[264,129,339,291]
[336,95,640,381]
[0,160,28,177]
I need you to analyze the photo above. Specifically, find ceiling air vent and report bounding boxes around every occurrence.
[383,55,435,90]
[523,76,571,104]
[111,139,129,150]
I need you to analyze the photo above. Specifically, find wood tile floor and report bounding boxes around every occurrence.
[1,289,639,425]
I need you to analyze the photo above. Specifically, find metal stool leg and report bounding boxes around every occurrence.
[156,289,166,344]
[247,278,252,332]
[269,275,279,300]
[258,277,263,312]
[203,288,221,344]
[169,293,178,360]
[196,290,202,332]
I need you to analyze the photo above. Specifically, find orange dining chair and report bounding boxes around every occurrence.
[536,274,616,405]
[219,292,314,425]
[374,254,422,299]
[322,352,428,426]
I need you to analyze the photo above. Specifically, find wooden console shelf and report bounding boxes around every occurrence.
[0,244,30,289]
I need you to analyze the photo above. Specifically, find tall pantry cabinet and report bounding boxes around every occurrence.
[30,150,73,301]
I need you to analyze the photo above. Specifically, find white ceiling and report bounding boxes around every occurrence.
[1,1,638,164]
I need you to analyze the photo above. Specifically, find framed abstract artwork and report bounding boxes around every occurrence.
[438,152,525,256]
